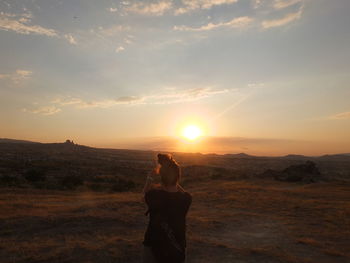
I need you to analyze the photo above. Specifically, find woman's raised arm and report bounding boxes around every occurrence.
[142,168,158,201]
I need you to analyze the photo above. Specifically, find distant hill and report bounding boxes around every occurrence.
[224,153,254,158]
[0,138,349,181]
[282,154,308,159]
[321,153,350,157]
[0,138,349,160]
[318,153,350,161]
[0,138,39,144]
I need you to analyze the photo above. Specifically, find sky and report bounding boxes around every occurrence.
[0,0,350,156]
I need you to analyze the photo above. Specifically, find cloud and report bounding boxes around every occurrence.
[148,87,229,104]
[329,112,350,120]
[247,82,265,89]
[51,87,229,110]
[175,0,238,15]
[115,46,125,53]
[0,12,57,37]
[108,7,118,12]
[78,96,144,108]
[174,16,254,31]
[51,97,82,106]
[261,7,303,28]
[125,1,172,16]
[0,12,81,45]
[0,69,33,85]
[64,34,77,45]
[99,25,130,37]
[252,0,262,9]
[52,96,144,109]
[124,35,134,44]
[23,106,61,116]
[15,70,32,78]
[273,0,302,10]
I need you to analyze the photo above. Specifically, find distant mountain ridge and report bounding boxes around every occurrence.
[283,154,307,158]
[224,153,253,158]
[0,138,349,159]
[0,138,39,144]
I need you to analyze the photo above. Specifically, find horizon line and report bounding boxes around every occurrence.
[1,137,349,159]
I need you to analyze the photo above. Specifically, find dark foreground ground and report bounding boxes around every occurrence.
[0,179,349,263]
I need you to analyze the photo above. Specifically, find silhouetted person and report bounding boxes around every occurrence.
[142,153,192,263]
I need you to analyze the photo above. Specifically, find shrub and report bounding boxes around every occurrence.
[88,183,105,191]
[60,175,83,190]
[111,178,136,192]
[211,173,222,180]
[24,168,46,183]
[0,175,20,187]
[91,175,116,183]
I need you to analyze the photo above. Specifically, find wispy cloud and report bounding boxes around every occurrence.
[148,87,229,104]
[64,34,77,45]
[124,34,135,44]
[0,12,80,45]
[23,106,61,116]
[99,24,130,37]
[329,111,350,120]
[273,0,302,10]
[52,96,144,109]
[115,46,125,53]
[261,6,303,29]
[174,16,253,31]
[108,7,118,12]
[125,1,172,16]
[0,69,32,85]
[15,70,32,78]
[50,87,229,110]
[175,0,238,15]
[252,0,262,9]
[0,12,57,37]
[247,82,265,89]
[51,97,83,106]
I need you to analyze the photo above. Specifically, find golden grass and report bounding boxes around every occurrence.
[0,180,349,262]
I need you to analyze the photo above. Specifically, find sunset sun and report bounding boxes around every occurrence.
[182,125,202,141]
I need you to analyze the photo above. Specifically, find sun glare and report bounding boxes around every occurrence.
[182,125,202,141]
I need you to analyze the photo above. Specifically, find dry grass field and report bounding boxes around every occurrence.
[1,178,349,263]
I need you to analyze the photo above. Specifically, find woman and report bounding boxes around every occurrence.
[142,153,192,263]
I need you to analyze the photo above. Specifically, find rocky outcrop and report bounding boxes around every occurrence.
[261,161,321,183]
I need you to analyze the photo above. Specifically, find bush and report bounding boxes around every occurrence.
[91,175,116,183]
[211,173,222,180]
[0,175,21,187]
[24,168,46,183]
[60,175,83,190]
[88,183,105,191]
[111,178,136,192]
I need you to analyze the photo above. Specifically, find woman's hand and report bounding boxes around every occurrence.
[142,167,158,197]
[146,168,157,181]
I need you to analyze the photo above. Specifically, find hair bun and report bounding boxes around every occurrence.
[157,153,177,166]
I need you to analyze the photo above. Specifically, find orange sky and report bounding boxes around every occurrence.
[1,0,350,156]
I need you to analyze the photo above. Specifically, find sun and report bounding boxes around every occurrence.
[182,125,202,141]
